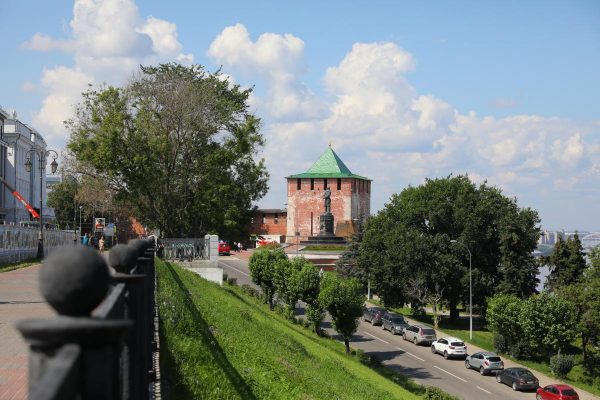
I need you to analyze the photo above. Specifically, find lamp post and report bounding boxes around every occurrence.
[25,149,58,259]
[450,239,473,340]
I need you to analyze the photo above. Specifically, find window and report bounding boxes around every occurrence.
[262,214,266,224]
[323,178,328,189]
[274,213,279,224]
[310,178,314,190]
[297,178,301,190]
[337,178,341,190]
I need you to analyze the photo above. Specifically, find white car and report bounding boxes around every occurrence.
[431,337,467,359]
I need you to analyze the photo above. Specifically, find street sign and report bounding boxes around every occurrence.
[94,218,105,232]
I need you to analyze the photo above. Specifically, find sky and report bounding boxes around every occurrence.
[0,0,599,231]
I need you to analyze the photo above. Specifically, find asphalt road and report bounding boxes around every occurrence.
[219,256,599,400]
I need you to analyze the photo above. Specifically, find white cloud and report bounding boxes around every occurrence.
[551,133,584,166]
[23,0,194,148]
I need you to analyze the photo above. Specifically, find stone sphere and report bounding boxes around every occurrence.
[108,244,138,273]
[39,246,110,316]
[128,239,147,256]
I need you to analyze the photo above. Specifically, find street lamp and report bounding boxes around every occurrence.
[79,205,83,241]
[450,239,473,340]
[24,149,58,259]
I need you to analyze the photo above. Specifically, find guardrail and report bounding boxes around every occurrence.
[15,238,159,400]
[160,237,209,261]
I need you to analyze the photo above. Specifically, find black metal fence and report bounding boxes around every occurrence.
[15,238,159,400]
[160,237,208,261]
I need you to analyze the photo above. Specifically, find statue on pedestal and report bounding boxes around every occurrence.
[323,187,331,214]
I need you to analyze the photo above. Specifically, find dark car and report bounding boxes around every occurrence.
[362,307,386,326]
[536,384,579,400]
[496,367,539,391]
[381,312,409,335]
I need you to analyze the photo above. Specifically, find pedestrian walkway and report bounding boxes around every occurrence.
[0,265,54,400]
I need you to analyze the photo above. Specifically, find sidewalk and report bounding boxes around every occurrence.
[0,265,54,400]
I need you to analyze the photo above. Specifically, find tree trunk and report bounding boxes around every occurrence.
[582,333,587,365]
[432,302,440,331]
[449,302,459,321]
[344,339,350,354]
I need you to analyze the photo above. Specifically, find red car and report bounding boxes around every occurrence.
[218,242,231,256]
[536,384,579,400]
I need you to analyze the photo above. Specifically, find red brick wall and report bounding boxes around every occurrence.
[249,211,287,236]
[286,177,370,241]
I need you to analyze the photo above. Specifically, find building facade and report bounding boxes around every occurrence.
[2,112,50,224]
[249,208,288,243]
[0,108,9,222]
[286,147,371,242]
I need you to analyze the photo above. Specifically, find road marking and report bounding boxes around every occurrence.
[363,331,390,344]
[399,349,425,362]
[219,261,250,277]
[433,366,468,383]
[476,386,491,394]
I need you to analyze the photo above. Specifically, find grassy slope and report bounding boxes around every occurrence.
[157,259,423,400]
[387,305,600,397]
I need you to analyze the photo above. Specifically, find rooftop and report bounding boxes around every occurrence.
[287,146,369,180]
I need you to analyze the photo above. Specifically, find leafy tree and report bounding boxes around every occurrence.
[486,294,524,349]
[545,234,586,290]
[66,63,268,239]
[296,261,324,334]
[337,217,367,281]
[273,256,305,317]
[248,248,287,310]
[358,175,540,319]
[319,273,365,353]
[520,292,577,356]
[47,177,78,228]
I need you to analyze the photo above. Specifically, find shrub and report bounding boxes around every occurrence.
[509,339,535,360]
[424,386,460,400]
[550,354,575,378]
[493,334,509,354]
[240,284,260,299]
[222,272,228,282]
[226,277,237,286]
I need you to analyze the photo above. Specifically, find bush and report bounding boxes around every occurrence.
[509,339,535,360]
[493,334,509,354]
[240,284,260,299]
[550,354,575,378]
[226,277,237,286]
[424,386,460,400]
[222,272,228,282]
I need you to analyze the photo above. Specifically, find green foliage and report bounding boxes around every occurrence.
[295,259,324,333]
[423,387,460,400]
[486,294,523,345]
[66,63,268,239]
[248,248,287,310]
[157,259,423,399]
[273,256,305,315]
[545,234,587,290]
[319,273,365,353]
[46,178,78,229]
[358,175,540,318]
[0,258,41,273]
[550,354,575,378]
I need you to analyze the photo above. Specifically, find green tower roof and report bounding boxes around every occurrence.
[287,147,369,180]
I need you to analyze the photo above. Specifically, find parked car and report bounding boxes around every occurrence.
[465,351,504,375]
[431,337,468,359]
[381,312,409,335]
[536,384,579,400]
[362,307,386,326]
[403,324,437,345]
[496,367,539,391]
[218,242,231,256]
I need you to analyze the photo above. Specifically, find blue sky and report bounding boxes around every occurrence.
[1,0,599,230]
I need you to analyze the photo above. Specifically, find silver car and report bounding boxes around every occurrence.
[465,351,504,375]
[403,324,437,345]
[381,312,408,335]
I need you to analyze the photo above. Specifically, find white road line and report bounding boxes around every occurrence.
[401,349,425,362]
[363,331,390,344]
[433,366,468,383]
[476,386,491,394]
[219,262,250,277]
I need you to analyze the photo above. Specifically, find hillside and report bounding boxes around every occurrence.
[157,259,427,400]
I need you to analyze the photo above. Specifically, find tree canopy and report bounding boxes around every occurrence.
[545,234,587,291]
[357,175,540,319]
[66,63,268,238]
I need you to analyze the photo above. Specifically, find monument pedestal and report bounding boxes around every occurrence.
[300,211,346,246]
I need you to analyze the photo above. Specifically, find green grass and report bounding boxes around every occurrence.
[157,259,429,399]
[379,303,600,397]
[301,245,347,251]
[0,258,40,273]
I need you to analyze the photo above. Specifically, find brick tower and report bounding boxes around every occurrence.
[286,147,371,242]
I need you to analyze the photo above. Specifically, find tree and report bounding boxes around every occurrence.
[273,256,305,317]
[248,248,287,310]
[66,63,268,239]
[319,273,365,353]
[296,261,324,334]
[358,175,540,319]
[520,292,577,356]
[546,234,587,290]
[47,178,78,228]
[486,294,524,350]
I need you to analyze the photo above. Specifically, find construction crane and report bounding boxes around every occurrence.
[0,176,40,220]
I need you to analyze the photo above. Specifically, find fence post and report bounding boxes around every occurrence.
[16,246,131,399]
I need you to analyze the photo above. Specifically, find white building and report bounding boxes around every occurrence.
[2,111,52,225]
[0,107,10,223]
